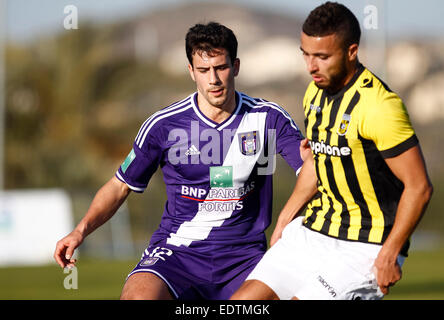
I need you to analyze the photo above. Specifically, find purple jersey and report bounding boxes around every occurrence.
[116,91,303,250]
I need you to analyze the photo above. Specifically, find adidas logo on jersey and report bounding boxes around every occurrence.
[185,145,201,156]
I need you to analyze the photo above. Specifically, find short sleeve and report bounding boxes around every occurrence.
[274,108,305,174]
[115,124,163,193]
[360,94,418,159]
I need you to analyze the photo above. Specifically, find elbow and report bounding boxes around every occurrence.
[425,182,434,202]
[419,180,433,204]
[407,179,433,205]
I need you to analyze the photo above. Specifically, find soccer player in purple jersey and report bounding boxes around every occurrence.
[54,22,308,300]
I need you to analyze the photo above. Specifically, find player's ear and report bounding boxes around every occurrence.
[348,43,359,62]
[233,58,240,77]
[188,63,196,82]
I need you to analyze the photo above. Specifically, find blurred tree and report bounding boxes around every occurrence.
[4,21,193,241]
[5,22,192,191]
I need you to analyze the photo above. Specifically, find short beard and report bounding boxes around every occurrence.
[316,56,349,94]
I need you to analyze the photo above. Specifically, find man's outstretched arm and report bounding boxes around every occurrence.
[374,144,433,295]
[270,139,318,247]
[54,176,131,268]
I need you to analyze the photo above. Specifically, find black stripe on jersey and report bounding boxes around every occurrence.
[372,73,393,93]
[380,134,418,158]
[358,133,406,249]
[304,88,323,229]
[306,90,327,226]
[344,91,361,116]
[340,144,373,242]
[304,88,320,130]
[304,152,323,229]
[321,193,335,234]
[334,91,359,238]
[320,96,350,236]
[309,90,327,142]
[304,197,322,229]
[338,91,373,242]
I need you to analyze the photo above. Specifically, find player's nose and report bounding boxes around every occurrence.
[209,68,221,85]
[306,56,318,74]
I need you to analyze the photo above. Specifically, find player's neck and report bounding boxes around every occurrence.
[342,61,360,88]
[197,92,237,124]
[326,60,360,95]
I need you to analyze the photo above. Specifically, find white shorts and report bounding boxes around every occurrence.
[247,216,405,300]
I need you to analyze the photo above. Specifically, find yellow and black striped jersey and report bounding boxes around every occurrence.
[303,64,417,255]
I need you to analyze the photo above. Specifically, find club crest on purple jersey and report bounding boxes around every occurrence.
[238,131,259,156]
[140,257,159,266]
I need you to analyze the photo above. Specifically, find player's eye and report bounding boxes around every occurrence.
[215,65,229,71]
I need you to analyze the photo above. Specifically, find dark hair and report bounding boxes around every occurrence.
[185,22,238,66]
[302,2,361,47]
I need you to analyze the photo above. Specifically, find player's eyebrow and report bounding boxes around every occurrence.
[195,63,230,70]
[300,46,330,57]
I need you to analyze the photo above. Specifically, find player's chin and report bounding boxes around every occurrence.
[314,80,329,90]
[208,96,227,107]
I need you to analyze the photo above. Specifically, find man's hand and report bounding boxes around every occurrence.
[300,138,312,162]
[54,230,84,269]
[269,223,285,248]
[372,144,432,295]
[53,176,132,269]
[270,145,318,248]
[373,250,402,295]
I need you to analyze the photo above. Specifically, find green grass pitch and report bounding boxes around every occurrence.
[1,248,443,300]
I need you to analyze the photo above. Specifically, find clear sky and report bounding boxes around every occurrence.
[5,0,444,43]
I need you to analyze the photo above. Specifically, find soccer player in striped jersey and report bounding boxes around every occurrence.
[232,2,433,300]
[54,22,307,299]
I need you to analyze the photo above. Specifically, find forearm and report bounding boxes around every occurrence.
[75,176,131,238]
[380,182,433,258]
[275,160,318,229]
[373,145,433,294]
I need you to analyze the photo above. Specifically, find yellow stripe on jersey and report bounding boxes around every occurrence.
[326,97,360,239]
[349,133,384,243]
[303,64,417,253]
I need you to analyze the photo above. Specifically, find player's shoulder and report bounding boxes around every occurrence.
[239,92,300,132]
[142,94,194,127]
[135,94,194,146]
[358,68,402,105]
[239,92,291,117]
[356,67,408,125]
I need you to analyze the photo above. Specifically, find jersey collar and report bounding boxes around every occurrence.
[191,91,243,131]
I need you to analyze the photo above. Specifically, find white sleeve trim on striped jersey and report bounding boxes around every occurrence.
[135,95,194,148]
[115,171,146,192]
[240,93,301,132]
[296,166,302,177]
